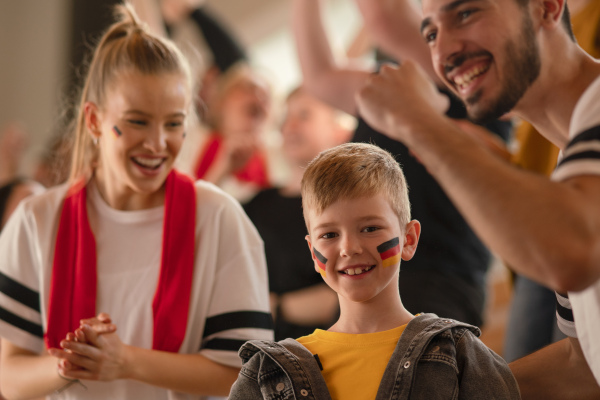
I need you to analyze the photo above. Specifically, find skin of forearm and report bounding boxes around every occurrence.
[510,338,600,399]
[124,347,240,396]
[291,0,366,115]
[0,341,65,400]
[291,0,337,87]
[400,113,600,292]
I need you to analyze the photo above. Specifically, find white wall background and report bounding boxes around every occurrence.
[0,0,70,173]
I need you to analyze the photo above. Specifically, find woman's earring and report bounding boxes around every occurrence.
[92,136,99,146]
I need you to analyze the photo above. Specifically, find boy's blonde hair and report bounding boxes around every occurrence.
[301,142,410,229]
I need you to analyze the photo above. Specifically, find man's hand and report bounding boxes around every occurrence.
[356,60,448,142]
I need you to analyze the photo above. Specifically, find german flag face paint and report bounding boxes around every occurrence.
[112,125,123,138]
[377,237,401,268]
[313,247,327,277]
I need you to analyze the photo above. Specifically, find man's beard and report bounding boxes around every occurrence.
[467,13,541,124]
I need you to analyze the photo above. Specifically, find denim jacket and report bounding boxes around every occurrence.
[228,313,520,399]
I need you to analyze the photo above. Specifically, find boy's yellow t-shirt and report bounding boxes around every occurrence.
[296,324,407,400]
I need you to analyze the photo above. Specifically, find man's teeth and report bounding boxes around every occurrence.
[454,64,489,88]
[344,266,373,276]
[133,157,163,168]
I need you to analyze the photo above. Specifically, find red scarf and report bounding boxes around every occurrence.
[194,133,270,188]
[45,170,196,353]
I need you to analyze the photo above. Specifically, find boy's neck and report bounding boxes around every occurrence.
[330,290,414,334]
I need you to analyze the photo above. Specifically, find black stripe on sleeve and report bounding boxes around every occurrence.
[0,306,43,338]
[0,271,40,311]
[202,338,248,352]
[203,311,273,338]
[556,298,574,322]
[556,291,569,299]
[565,125,600,150]
[557,150,600,168]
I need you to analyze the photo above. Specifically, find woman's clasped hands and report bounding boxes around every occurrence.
[48,312,130,382]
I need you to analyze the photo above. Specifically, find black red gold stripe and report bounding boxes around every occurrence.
[377,237,401,268]
[313,248,327,276]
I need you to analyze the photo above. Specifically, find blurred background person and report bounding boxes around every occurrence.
[192,64,274,202]
[244,86,351,340]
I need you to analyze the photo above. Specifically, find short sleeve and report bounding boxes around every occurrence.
[555,291,577,338]
[552,77,600,182]
[0,201,45,353]
[194,183,273,367]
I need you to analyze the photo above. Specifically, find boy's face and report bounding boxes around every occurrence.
[421,0,541,123]
[305,195,420,304]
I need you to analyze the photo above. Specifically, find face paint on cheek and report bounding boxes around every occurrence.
[377,237,401,268]
[112,125,122,138]
[313,247,328,278]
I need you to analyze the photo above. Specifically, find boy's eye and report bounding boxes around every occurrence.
[362,226,379,233]
[320,232,337,239]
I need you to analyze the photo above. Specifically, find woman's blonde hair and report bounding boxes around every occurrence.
[69,2,192,182]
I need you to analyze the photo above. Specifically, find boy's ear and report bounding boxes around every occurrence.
[305,235,320,274]
[401,220,421,261]
[84,101,101,140]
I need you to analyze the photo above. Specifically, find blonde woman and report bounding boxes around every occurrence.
[0,3,272,399]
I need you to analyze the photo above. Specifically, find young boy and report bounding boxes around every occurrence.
[244,86,350,341]
[229,143,520,399]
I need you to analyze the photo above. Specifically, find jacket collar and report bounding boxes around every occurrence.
[238,314,480,400]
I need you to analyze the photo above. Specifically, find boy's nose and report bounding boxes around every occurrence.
[340,235,363,257]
